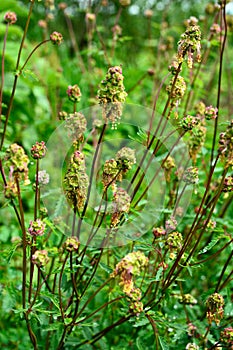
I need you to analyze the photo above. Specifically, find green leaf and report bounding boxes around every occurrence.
[158,336,169,350]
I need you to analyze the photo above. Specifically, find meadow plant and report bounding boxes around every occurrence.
[0,1,232,349]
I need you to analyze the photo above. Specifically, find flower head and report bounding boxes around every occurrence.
[220,327,233,347]
[5,143,30,185]
[182,166,199,185]
[218,120,233,166]
[97,66,127,128]
[28,219,46,236]
[32,250,49,267]
[64,237,80,252]
[37,170,50,185]
[4,12,17,24]
[115,147,136,171]
[204,106,218,120]
[31,141,47,159]
[64,112,86,142]
[206,293,224,326]
[63,151,89,210]
[50,31,63,45]
[66,85,82,103]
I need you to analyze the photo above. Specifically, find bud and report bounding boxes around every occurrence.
[115,147,136,171]
[218,120,233,166]
[32,250,49,267]
[66,84,82,103]
[63,237,80,252]
[50,31,63,45]
[222,176,233,193]
[64,112,86,141]
[206,293,224,325]
[180,115,199,131]
[152,226,166,238]
[182,166,199,185]
[119,0,131,6]
[4,12,17,25]
[37,170,50,185]
[144,9,153,18]
[28,219,46,236]
[5,143,30,185]
[220,327,233,347]
[204,106,218,120]
[31,141,47,159]
[111,188,131,227]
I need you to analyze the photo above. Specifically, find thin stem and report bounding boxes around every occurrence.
[215,249,233,292]
[0,24,9,121]
[15,175,27,310]
[20,40,50,74]
[210,0,227,166]
[77,123,107,237]
[0,0,35,150]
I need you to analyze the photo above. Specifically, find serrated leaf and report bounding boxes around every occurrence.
[158,336,169,350]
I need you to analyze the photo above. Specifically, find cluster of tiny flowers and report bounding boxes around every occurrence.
[102,159,120,188]
[63,237,80,252]
[222,176,233,192]
[64,112,87,143]
[206,293,224,326]
[186,344,199,350]
[194,101,206,117]
[205,106,218,120]
[218,120,233,166]
[4,180,18,198]
[162,156,176,181]
[66,85,82,103]
[182,166,199,185]
[188,125,207,163]
[178,293,198,305]
[102,147,136,189]
[63,151,89,210]
[166,231,183,251]
[28,219,46,236]
[31,141,47,159]
[115,147,136,171]
[188,323,197,337]
[220,327,233,348]
[111,251,148,315]
[166,75,186,106]
[32,250,49,267]
[97,66,127,128]
[180,115,199,131]
[4,143,30,186]
[210,23,222,35]
[37,170,50,185]
[153,226,166,238]
[4,11,17,24]
[177,20,202,68]
[111,188,131,227]
[50,31,63,45]
[165,216,177,232]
